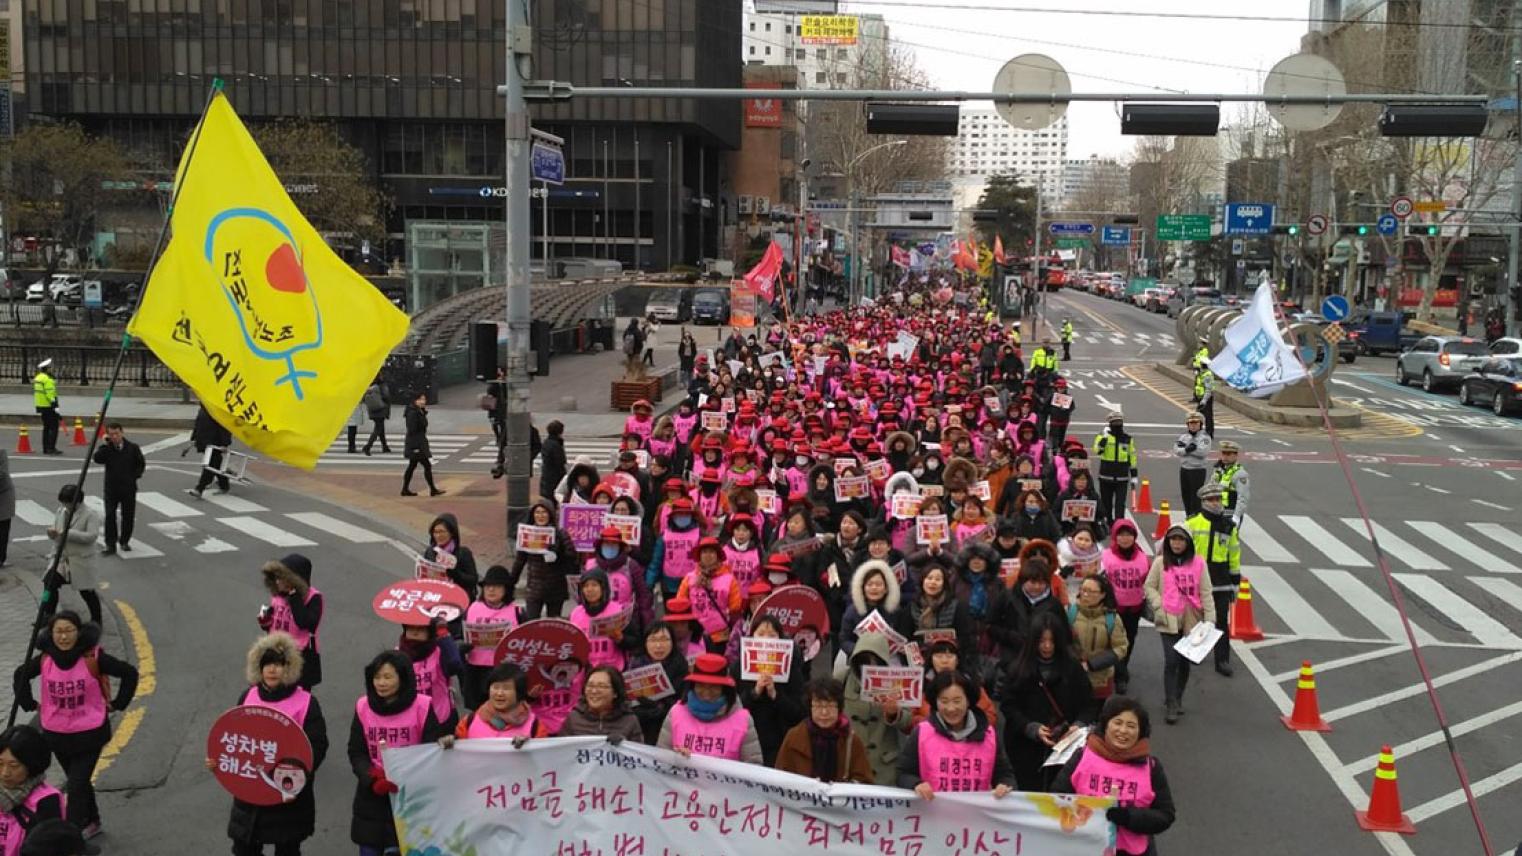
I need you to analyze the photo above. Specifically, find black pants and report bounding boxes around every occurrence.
[1115,608,1142,686]
[521,595,565,621]
[1048,422,1068,453]
[39,407,60,452]
[1098,477,1130,527]
[1062,341,1071,360]
[103,490,136,548]
[1180,468,1206,518]
[1196,396,1215,438]
[346,425,359,452]
[232,841,301,856]
[1213,589,1234,665]
[364,418,390,453]
[402,454,437,491]
[53,741,103,827]
[1159,632,1191,705]
[0,517,10,565]
[196,449,231,492]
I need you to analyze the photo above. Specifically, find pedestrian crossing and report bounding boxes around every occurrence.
[1234,513,1522,648]
[9,491,402,562]
[314,433,478,466]
[1072,331,1176,348]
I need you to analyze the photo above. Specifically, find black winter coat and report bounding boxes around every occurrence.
[12,622,139,755]
[92,438,145,496]
[999,657,1093,791]
[539,435,567,501]
[192,406,233,452]
[228,686,328,846]
[403,404,431,460]
[348,684,445,848]
[733,643,808,767]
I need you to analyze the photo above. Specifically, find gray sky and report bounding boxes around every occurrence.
[839,0,1309,159]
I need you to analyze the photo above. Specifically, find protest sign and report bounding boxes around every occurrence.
[916,627,958,647]
[753,586,830,659]
[516,524,556,554]
[901,641,924,668]
[754,488,781,516]
[1019,478,1045,494]
[854,610,909,655]
[915,514,949,546]
[739,636,795,682]
[207,706,314,806]
[859,665,924,708]
[589,603,634,637]
[565,574,583,605]
[1174,621,1224,664]
[371,579,469,624]
[983,396,1001,413]
[864,458,890,481]
[622,664,675,701]
[1045,725,1090,768]
[1061,499,1098,522]
[1051,393,1074,409]
[413,555,451,582]
[606,471,641,499]
[559,503,609,553]
[463,620,512,651]
[1068,457,1090,471]
[494,620,592,694]
[833,474,870,501]
[889,493,922,519]
[1000,557,1021,585]
[701,411,728,432]
[919,484,944,498]
[603,513,642,546]
[889,560,908,584]
[970,480,992,501]
[720,396,737,414]
[833,458,857,476]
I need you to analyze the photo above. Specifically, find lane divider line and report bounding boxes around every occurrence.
[94,599,155,781]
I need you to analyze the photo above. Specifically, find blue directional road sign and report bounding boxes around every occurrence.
[1048,222,1095,236]
[1101,226,1131,246]
[1224,203,1275,235]
[1320,294,1350,322]
[1376,213,1398,237]
[530,141,565,185]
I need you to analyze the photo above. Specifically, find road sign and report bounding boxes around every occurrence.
[1054,237,1089,249]
[1320,294,1350,321]
[1156,214,1211,241]
[1047,222,1094,236]
[1231,239,1244,255]
[1321,322,1346,345]
[1101,226,1130,246]
[530,141,565,185]
[1236,259,1247,270]
[1390,196,1414,219]
[993,54,1071,131]
[1413,200,1446,214]
[1225,203,1275,235]
[1306,214,1329,236]
[1376,213,1398,237]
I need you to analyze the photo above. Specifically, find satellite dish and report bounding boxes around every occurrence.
[992,54,1071,131]
[1262,53,1346,132]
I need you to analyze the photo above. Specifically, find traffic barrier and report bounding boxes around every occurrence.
[1133,479,1154,514]
[1151,501,1171,540]
[1355,745,1416,835]
[16,426,31,454]
[72,417,86,446]
[1280,661,1331,732]
[1229,578,1265,641]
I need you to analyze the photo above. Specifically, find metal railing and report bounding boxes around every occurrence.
[0,344,178,387]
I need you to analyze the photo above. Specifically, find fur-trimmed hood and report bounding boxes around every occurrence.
[245,632,305,688]
[1018,538,1060,572]
[262,557,311,598]
[885,430,918,457]
[884,471,920,499]
[958,540,1001,580]
[943,456,979,490]
[850,559,902,616]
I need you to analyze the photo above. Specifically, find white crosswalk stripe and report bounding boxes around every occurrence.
[1341,519,1444,571]
[218,516,318,547]
[1242,565,1340,640]
[138,491,204,518]
[1396,573,1522,648]
[1316,568,1439,646]
[285,512,392,543]
[1239,516,1297,564]
[15,500,54,527]
[1408,522,1521,574]
[1281,515,1372,567]
[1471,522,1522,559]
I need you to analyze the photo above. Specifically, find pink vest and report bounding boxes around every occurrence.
[650,436,677,459]
[1071,749,1156,854]
[355,694,432,769]
[624,415,654,445]
[0,784,63,856]
[464,709,538,740]
[269,588,321,652]
[407,647,454,724]
[569,599,628,671]
[667,703,751,760]
[1161,557,1206,616]
[692,458,724,484]
[954,521,989,548]
[785,467,810,497]
[241,685,312,726]
[39,650,108,734]
[723,544,763,597]
[673,413,697,443]
[1103,549,1151,609]
[464,601,520,667]
[916,720,998,793]
[530,672,583,735]
[685,572,736,637]
[661,526,702,584]
[692,489,724,524]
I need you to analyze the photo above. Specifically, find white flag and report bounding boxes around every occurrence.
[1206,281,1307,398]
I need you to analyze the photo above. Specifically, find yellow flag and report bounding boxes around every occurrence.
[128,93,409,469]
[977,244,994,280]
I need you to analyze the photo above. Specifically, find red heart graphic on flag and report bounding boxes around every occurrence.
[264,244,307,294]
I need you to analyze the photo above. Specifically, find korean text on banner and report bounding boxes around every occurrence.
[731,281,758,329]
[516,524,556,554]
[799,14,860,45]
[382,737,1115,854]
[740,636,795,682]
[559,503,609,554]
[127,93,410,469]
[858,665,924,708]
[1206,281,1308,398]
[622,664,675,701]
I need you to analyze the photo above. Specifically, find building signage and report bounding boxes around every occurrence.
[530,141,565,185]
[745,82,783,128]
[755,1,839,11]
[799,15,859,45]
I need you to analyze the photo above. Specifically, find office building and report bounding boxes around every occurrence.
[950,107,1067,199]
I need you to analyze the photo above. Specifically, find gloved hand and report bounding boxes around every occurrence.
[368,767,398,796]
[18,698,37,713]
[542,550,558,564]
[256,612,273,632]
[1185,443,1197,454]
[1105,807,1132,826]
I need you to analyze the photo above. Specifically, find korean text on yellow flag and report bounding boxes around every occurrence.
[128,93,409,469]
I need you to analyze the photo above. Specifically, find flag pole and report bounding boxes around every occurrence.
[7,79,226,728]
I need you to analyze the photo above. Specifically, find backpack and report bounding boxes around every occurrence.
[1067,604,1115,635]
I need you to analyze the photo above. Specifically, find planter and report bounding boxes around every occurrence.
[610,378,662,410]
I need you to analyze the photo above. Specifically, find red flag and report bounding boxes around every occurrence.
[891,245,910,268]
[744,241,784,302]
[955,239,977,271]
[994,235,1006,265]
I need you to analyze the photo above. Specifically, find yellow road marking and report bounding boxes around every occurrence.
[1054,291,1125,334]
[94,599,154,780]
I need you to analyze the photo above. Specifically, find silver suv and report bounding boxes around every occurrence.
[1396,336,1491,393]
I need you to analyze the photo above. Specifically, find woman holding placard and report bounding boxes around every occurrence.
[1055,471,1103,539]
[999,614,1091,791]
[348,651,445,856]
[627,622,690,744]
[732,615,806,766]
[568,570,635,672]
[775,677,873,784]
[422,513,478,602]
[657,653,763,763]
[460,565,520,709]
[1144,525,1215,725]
[1051,696,1176,856]
[838,633,913,786]
[512,501,575,620]
[837,560,911,659]
[897,670,1016,800]
[1057,523,1105,583]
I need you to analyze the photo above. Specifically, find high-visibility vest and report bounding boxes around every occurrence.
[1193,366,1213,399]
[33,372,57,408]
[1093,431,1136,468]
[1185,513,1240,569]
[1192,347,1210,370]
[1061,322,1074,343]
[1032,348,1058,372]
[1215,463,1242,508]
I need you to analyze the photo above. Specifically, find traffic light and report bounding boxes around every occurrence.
[1420,224,1439,236]
[1339,224,1371,236]
[1272,224,1299,236]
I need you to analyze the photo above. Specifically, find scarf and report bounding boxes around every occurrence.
[918,588,949,630]
[0,775,44,813]
[934,711,977,741]
[966,572,991,619]
[685,690,727,722]
[475,701,531,731]
[1085,731,1151,764]
[805,714,849,782]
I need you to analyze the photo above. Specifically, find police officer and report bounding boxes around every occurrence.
[1213,440,1249,526]
[1060,317,1075,361]
[1092,410,1137,528]
[1186,482,1240,676]
[32,358,62,455]
[1174,412,1212,518]
[1030,338,1060,379]
[1192,356,1215,442]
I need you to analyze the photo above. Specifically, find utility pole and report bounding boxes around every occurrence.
[502,0,534,540]
[1510,57,1522,336]
[1032,175,1044,316]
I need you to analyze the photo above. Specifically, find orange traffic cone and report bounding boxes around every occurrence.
[1132,479,1154,514]
[1151,501,1172,540]
[16,426,31,454]
[72,417,86,446]
[1355,745,1416,834]
[1229,578,1265,641]
[1280,661,1331,732]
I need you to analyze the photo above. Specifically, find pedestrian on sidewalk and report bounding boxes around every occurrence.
[485,366,507,446]
[11,611,139,842]
[642,314,660,367]
[44,485,103,627]
[678,329,697,378]
[1174,412,1212,518]
[92,423,144,555]
[361,375,392,455]
[346,397,365,454]
[0,449,13,568]
[187,404,232,499]
[534,421,567,498]
[401,392,444,497]
[32,358,62,456]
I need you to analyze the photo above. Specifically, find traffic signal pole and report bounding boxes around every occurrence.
[502,0,533,542]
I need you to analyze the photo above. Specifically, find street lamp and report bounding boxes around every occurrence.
[847,139,908,305]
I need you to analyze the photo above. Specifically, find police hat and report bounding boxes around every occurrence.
[1218,440,1240,453]
[1198,482,1226,500]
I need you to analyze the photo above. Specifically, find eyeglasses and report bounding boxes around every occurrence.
[810,701,840,711]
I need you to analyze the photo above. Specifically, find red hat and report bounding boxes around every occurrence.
[686,653,736,687]
[771,439,789,453]
[597,525,625,545]
[664,597,696,622]
[699,469,722,484]
[747,579,774,598]
[690,536,723,560]
[632,399,653,412]
[1055,377,1068,387]
[792,442,812,456]
[730,442,753,458]
[849,426,872,441]
[703,435,725,450]
[663,477,686,493]
[670,497,695,514]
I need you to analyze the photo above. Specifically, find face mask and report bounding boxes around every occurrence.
[1025,504,1041,515]
[599,545,621,560]
[673,515,693,528]
[926,460,940,471]
[796,456,810,467]
[912,467,925,477]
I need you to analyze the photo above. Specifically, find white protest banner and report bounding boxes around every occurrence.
[1060,499,1097,522]
[721,396,738,414]
[885,341,913,362]
[414,555,451,582]
[462,621,511,651]
[983,396,1001,414]
[701,411,728,432]
[895,330,920,353]
[859,665,924,708]
[383,737,1114,854]
[915,514,949,546]
[589,602,634,637]
[622,664,675,701]
[1051,393,1074,409]
[1206,280,1308,397]
[604,513,643,546]
[727,360,745,378]
[739,636,795,682]
[631,449,651,470]
[515,524,556,554]
[812,355,828,377]
[833,474,870,502]
[864,458,890,481]
[1068,457,1089,472]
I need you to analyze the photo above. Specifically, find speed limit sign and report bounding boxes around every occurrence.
[1390,196,1414,220]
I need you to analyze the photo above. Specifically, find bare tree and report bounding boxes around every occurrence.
[1125,136,1221,276]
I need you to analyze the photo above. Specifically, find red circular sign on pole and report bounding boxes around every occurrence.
[493,618,591,694]
[1390,196,1414,220]
[371,579,470,625]
[207,705,315,806]
[753,585,831,659]
[1306,214,1329,236]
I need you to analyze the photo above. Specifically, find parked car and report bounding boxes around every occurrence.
[645,288,693,323]
[1396,336,1492,392]
[690,287,731,325]
[1167,285,1223,318]
[1146,286,1176,314]
[1458,357,1522,416]
[1350,310,1422,356]
[1488,337,1522,358]
[26,273,86,302]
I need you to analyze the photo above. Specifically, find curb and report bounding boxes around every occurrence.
[1152,362,1362,428]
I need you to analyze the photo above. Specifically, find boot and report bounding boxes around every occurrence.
[1164,700,1180,725]
[1215,660,1235,677]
